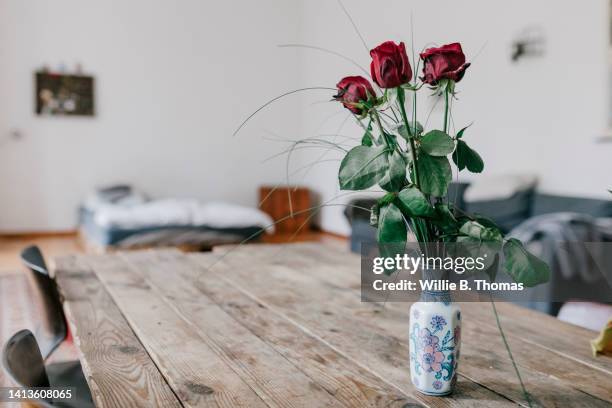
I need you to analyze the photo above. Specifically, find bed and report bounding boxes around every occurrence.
[78,185,272,252]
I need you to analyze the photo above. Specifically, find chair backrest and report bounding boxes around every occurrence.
[2,329,49,387]
[2,330,54,408]
[21,245,48,275]
[20,246,67,359]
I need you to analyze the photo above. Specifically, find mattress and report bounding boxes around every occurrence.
[78,207,264,248]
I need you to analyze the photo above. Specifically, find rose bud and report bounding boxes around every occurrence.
[420,42,471,86]
[370,41,412,88]
[334,76,375,115]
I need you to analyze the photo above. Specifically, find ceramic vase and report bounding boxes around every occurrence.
[409,286,461,396]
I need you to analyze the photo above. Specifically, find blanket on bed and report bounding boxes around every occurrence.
[93,199,275,232]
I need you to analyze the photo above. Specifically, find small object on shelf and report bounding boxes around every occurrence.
[259,186,311,234]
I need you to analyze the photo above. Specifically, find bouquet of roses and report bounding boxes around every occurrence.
[333,40,549,286]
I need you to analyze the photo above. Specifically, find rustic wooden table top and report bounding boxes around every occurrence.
[52,243,612,408]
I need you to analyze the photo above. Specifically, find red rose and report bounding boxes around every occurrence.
[334,76,375,115]
[420,43,470,86]
[370,41,412,88]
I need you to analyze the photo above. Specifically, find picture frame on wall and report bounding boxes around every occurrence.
[35,72,95,116]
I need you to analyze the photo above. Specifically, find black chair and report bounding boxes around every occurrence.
[20,245,68,360]
[2,329,93,407]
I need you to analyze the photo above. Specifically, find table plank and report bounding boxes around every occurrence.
[0,273,36,388]
[54,256,182,408]
[296,243,612,374]
[118,250,358,408]
[294,243,612,375]
[292,244,612,375]
[121,249,421,408]
[194,251,517,407]
[53,243,612,407]
[80,253,274,408]
[288,243,612,401]
[198,243,612,407]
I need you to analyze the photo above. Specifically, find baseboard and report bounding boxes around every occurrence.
[0,230,77,239]
[313,227,349,240]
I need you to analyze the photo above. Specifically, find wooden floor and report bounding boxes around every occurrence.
[0,230,346,274]
[0,233,84,275]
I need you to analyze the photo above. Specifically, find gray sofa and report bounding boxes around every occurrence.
[345,185,612,315]
[345,184,612,252]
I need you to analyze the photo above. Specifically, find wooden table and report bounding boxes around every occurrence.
[53,243,612,407]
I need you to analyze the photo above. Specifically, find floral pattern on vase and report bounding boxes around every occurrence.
[409,300,461,395]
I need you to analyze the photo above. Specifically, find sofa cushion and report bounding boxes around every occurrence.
[532,194,612,218]
[464,189,534,233]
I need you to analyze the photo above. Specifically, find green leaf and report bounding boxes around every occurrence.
[420,130,455,156]
[397,122,423,140]
[377,203,407,274]
[378,203,407,243]
[416,153,452,197]
[456,236,501,272]
[456,220,503,270]
[379,150,407,192]
[361,121,374,146]
[395,187,434,217]
[503,238,551,287]
[431,203,458,235]
[384,88,399,106]
[410,121,424,136]
[456,123,472,139]
[452,140,484,173]
[380,133,399,150]
[459,221,503,242]
[472,213,500,230]
[338,145,388,190]
[397,124,411,139]
[361,133,373,147]
[378,192,396,207]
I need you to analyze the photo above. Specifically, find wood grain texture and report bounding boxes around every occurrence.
[293,244,612,402]
[286,243,612,401]
[119,250,349,408]
[54,255,182,408]
[200,243,612,407]
[122,249,420,408]
[195,249,516,407]
[51,243,612,407]
[82,253,270,408]
[292,244,612,380]
[0,273,36,387]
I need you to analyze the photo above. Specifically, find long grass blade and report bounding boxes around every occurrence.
[233,87,335,137]
[279,44,371,79]
[337,0,369,52]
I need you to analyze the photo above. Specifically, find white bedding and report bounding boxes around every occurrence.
[93,198,274,232]
[192,202,274,231]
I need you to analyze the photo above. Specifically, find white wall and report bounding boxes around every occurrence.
[294,0,612,236]
[0,0,301,231]
[1,0,611,234]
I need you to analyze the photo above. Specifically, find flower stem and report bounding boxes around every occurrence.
[396,87,431,244]
[489,294,532,408]
[412,88,418,139]
[371,110,388,148]
[397,88,420,189]
[443,86,450,134]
